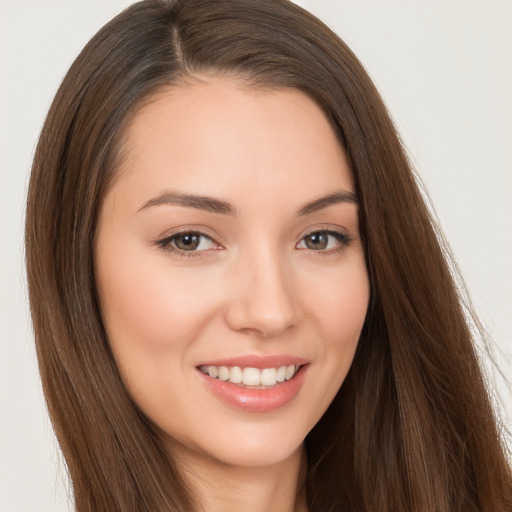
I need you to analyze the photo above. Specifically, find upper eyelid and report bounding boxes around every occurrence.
[158,224,349,238]
[157,226,221,244]
[297,223,350,239]
[297,229,351,246]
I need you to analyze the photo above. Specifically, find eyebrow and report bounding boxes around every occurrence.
[138,189,358,216]
[297,190,359,215]
[138,191,235,215]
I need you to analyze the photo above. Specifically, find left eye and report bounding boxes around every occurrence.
[167,232,217,252]
[297,231,346,251]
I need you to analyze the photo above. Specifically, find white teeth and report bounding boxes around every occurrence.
[229,366,243,384]
[243,367,261,386]
[261,368,277,386]
[285,365,296,380]
[200,364,300,386]
[218,366,230,381]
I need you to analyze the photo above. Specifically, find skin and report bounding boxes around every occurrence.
[95,76,369,512]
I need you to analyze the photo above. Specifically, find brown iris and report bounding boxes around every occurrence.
[173,233,201,251]
[304,232,329,250]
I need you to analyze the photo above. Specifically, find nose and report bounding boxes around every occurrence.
[224,248,300,338]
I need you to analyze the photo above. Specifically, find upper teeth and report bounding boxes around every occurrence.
[199,365,299,386]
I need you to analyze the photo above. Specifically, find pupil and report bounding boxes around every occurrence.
[307,233,328,250]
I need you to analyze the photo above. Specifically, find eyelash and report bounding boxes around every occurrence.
[154,227,352,259]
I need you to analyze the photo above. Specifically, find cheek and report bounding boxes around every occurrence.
[302,259,369,402]
[95,252,219,417]
[309,261,369,347]
[96,244,219,367]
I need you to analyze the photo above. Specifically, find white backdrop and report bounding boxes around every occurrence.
[1,1,510,510]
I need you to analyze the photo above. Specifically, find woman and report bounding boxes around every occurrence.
[25,0,512,511]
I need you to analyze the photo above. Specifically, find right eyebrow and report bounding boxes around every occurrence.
[137,190,236,215]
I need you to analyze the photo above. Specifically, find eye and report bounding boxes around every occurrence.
[297,230,350,252]
[156,231,219,254]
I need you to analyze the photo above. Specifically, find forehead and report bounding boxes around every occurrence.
[112,76,353,211]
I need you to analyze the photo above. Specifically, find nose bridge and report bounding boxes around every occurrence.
[225,239,298,337]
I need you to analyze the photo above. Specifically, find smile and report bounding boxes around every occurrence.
[199,365,301,388]
[197,358,308,412]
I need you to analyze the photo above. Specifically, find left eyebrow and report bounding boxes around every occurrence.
[298,190,359,215]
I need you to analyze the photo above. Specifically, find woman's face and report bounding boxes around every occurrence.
[95,77,369,469]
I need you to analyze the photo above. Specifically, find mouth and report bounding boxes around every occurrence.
[196,359,308,412]
[198,364,302,389]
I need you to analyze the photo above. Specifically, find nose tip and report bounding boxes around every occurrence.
[236,305,296,338]
[224,262,299,338]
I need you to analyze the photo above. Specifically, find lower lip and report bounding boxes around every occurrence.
[198,365,308,413]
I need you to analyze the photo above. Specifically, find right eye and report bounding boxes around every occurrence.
[156,231,220,256]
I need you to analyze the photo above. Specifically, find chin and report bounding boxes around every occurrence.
[161,417,309,470]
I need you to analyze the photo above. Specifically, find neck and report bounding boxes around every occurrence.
[171,443,308,512]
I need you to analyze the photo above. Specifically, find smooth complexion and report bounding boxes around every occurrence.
[95,76,369,512]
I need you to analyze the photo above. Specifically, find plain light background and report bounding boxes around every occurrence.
[1,1,510,510]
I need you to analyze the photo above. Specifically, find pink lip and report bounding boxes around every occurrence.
[197,361,309,413]
[197,354,309,369]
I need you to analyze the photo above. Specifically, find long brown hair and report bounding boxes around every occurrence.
[25,1,511,511]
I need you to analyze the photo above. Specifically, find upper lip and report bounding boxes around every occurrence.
[197,354,309,369]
